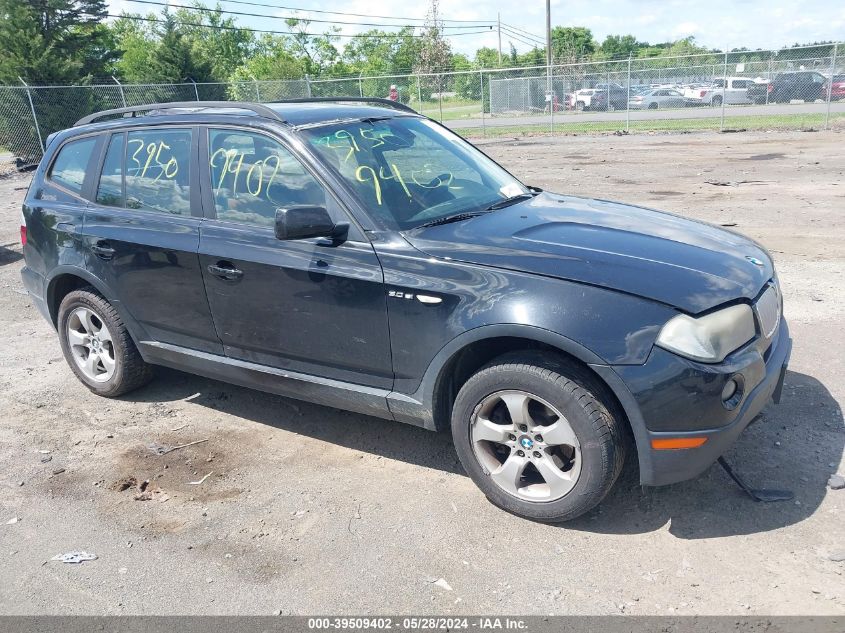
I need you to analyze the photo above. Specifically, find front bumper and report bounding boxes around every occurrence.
[597,318,791,486]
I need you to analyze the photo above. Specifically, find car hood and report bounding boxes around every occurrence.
[403,193,773,313]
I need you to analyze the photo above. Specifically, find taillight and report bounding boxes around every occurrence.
[20,211,26,247]
[699,90,706,97]
[767,84,773,93]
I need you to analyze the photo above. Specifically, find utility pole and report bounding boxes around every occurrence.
[546,0,552,132]
[497,13,502,65]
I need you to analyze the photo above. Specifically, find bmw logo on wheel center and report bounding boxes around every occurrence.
[519,436,535,450]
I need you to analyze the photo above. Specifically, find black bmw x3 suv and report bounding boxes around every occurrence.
[20,98,791,521]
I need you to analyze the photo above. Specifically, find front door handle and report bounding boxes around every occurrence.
[90,241,115,260]
[207,262,244,281]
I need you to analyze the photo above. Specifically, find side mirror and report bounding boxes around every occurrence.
[274,206,348,242]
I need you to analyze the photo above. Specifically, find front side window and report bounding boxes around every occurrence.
[125,129,192,216]
[302,117,526,230]
[49,137,97,194]
[208,129,326,228]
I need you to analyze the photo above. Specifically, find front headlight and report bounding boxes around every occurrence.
[655,304,756,363]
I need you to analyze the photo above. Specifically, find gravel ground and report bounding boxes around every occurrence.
[0,129,843,615]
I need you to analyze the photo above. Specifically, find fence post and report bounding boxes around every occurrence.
[438,76,443,122]
[479,68,486,137]
[825,43,838,130]
[18,77,43,153]
[358,73,363,98]
[189,78,199,101]
[766,54,773,104]
[253,79,261,102]
[720,49,728,132]
[305,74,312,98]
[626,54,632,132]
[111,75,127,107]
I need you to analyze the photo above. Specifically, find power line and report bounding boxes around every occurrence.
[499,26,544,49]
[500,22,545,43]
[196,0,496,24]
[100,12,494,39]
[121,0,496,30]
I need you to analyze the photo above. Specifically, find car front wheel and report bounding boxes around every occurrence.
[58,287,153,397]
[451,352,626,522]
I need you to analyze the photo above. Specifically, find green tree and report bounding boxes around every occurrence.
[173,5,254,81]
[284,18,342,77]
[598,35,642,60]
[147,12,213,82]
[0,0,116,84]
[550,26,595,64]
[110,14,157,82]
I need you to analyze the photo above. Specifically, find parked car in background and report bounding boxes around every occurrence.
[746,79,772,104]
[589,86,629,111]
[689,77,753,106]
[681,83,714,105]
[748,71,827,104]
[628,88,688,109]
[828,74,845,101]
[570,88,597,110]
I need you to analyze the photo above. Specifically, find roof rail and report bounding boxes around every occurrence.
[276,97,417,114]
[74,101,285,127]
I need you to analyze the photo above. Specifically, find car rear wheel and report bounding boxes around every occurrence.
[712,95,723,107]
[58,287,153,397]
[451,352,626,522]
[576,101,585,111]
[648,102,658,109]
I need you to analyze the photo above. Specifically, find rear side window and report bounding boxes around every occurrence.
[96,133,124,207]
[125,129,192,216]
[732,80,749,89]
[49,137,96,194]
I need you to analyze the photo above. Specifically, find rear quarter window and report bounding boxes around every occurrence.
[48,137,97,194]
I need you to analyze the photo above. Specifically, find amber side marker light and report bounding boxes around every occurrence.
[651,437,708,450]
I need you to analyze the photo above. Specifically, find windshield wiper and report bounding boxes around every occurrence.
[485,191,540,211]
[414,211,490,229]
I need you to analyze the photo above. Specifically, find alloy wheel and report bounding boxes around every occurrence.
[470,390,582,502]
[66,306,116,383]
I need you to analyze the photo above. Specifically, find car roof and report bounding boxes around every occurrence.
[71,99,416,132]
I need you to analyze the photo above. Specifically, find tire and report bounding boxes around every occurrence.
[712,96,723,107]
[57,286,154,397]
[576,101,585,111]
[451,352,626,522]
[648,102,658,110]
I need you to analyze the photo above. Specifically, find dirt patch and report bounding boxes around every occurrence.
[745,152,786,160]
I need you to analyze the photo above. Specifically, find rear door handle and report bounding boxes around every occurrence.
[207,262,244,281]
[90,241,115,260]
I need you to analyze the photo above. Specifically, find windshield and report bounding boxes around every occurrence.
[301,117,527,230]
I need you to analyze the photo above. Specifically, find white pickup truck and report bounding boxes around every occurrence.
[687,77,754,106]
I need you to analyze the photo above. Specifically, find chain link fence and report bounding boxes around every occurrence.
[1,43,842,167]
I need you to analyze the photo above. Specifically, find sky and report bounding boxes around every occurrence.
[106,0,845,56]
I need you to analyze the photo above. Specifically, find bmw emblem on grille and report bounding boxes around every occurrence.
[746,256,764,267]
[520,437,534,450]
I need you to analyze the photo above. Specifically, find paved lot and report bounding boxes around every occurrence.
[447,101,845,128]
[0,130,843,615]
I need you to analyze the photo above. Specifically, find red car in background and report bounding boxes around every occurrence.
[829,74,845,101]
